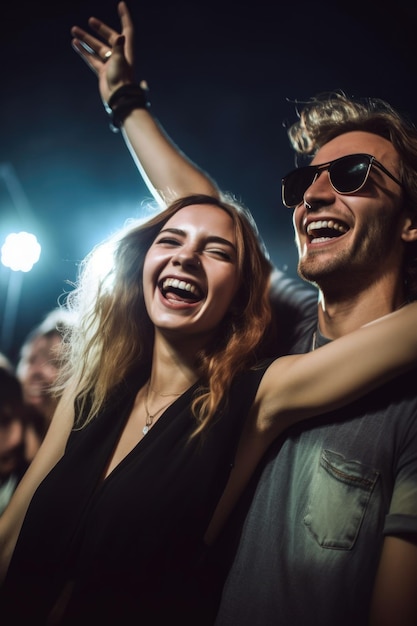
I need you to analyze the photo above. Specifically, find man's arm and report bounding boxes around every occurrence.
[369,535,417,626]
[71,1,219,206]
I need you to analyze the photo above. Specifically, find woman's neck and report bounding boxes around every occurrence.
[149,334,200,395]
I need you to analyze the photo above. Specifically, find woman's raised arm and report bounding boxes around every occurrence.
[71,1,219,206]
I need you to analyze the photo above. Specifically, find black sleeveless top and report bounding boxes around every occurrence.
[0,363,271,625]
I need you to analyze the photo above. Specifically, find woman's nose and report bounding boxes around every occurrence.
[171,248,201,269]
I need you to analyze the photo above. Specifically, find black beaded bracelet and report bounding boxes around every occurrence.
[105,83,150,132]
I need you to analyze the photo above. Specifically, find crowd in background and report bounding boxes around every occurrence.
[0,308,75,514]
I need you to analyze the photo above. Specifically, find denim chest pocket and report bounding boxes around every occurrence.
[303,449,379,550]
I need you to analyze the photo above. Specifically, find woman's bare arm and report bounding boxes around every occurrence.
[71,1,219,206]
[0,384,76,583]
[257,302,417,438]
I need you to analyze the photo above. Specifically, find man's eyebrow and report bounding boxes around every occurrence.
[158,228,237,250]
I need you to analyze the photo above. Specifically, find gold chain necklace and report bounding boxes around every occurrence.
[149,387,183,398]
[142,383,182,435]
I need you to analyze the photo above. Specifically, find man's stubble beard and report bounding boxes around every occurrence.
[296,245,376,298]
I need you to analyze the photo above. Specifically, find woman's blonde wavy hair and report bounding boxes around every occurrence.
[58,194,272,436]
[287,90,417,298]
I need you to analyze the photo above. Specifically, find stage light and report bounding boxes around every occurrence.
[1,231,41,272]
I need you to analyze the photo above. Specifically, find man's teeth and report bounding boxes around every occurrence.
[307,220,348,236]
[162,278,199,296]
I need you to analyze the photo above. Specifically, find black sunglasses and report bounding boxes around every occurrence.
[281,153,403,208]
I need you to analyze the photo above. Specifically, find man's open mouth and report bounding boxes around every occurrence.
[306,219,349,243]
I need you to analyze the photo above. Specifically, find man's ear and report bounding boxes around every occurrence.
[401,214,417,243]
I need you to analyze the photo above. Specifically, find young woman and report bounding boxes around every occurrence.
[0,194,416,625]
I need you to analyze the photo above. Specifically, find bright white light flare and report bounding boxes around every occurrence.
[1,231,41,272]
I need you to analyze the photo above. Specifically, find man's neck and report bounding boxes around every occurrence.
[317,288,408,340]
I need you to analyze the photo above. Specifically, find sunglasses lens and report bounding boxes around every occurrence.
[330,155,370,193]
[282,167,317,207]
[282,155,373,207]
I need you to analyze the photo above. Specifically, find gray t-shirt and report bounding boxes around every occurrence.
[215,271,417,626]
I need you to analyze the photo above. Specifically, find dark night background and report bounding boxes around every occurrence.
[1,0,416,363]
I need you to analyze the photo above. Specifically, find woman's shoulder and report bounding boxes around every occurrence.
[229,359,275,399]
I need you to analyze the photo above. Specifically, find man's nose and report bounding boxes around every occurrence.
[27,359,47,374]
[303,170,335,208]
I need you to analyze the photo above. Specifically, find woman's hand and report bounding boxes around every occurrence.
[70,1,140,105]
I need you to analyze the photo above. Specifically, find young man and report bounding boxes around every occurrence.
[71,3,417,623]
[213,105,417,626]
